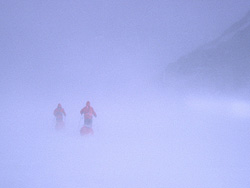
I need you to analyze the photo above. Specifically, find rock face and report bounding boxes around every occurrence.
[164,11,250,95]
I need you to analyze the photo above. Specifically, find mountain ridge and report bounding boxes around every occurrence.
[164,10,250,96]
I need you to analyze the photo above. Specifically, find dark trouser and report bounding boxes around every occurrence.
[56,117,63,122]
[84,118,92,127]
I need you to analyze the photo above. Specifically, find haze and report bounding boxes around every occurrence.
[1,1,250,188]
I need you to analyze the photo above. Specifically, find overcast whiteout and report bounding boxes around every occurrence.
[1,1,250,188]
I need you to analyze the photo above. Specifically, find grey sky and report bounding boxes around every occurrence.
[1,0,250,99]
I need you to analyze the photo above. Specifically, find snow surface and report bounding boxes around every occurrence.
[1,91,250,188]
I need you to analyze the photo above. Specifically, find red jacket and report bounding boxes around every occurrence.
[80,101,97,119]
[54,104,66,120]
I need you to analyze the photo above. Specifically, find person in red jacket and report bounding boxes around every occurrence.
[80,101,97,135]
[53,103,66,129]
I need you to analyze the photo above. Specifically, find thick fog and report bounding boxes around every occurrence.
[1,1,250,188]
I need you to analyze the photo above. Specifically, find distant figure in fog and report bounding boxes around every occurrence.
[53,103,66,130]
[80,101,97,135]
